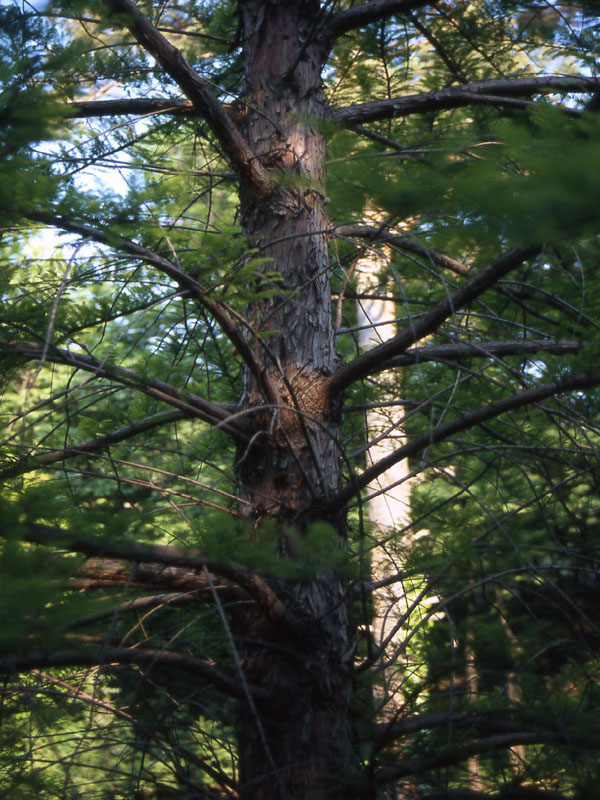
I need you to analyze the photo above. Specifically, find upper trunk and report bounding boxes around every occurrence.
[236,0,337,526]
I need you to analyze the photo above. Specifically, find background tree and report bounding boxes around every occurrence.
[1,1,600,798]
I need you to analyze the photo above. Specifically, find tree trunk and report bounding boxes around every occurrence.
[234,3,358,798]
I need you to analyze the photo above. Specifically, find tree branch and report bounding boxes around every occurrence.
[326,0,437,39]
[334,223,469,276]
[372,338,581,371]
[376,728,599,782]
[74,558,239,595]
[376,711,541,743]
[1,409,187,479]
[0,341,243,438]
[22,211,277,407]
[325,369,600,512]
[331,75,600,125]
[326,245,541,394]
[12,523,288,624]
[0,646,269,702]
[105,0,271,198]
[69,97,194,118]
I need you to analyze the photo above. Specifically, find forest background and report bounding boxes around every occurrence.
[1,1,600,798]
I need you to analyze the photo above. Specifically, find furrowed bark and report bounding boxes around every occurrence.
[232,2,357,797]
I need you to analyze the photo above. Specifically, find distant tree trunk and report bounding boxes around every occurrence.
[233,3,357,798]
[355,235,412,709]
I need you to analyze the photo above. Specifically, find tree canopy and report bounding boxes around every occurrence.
[1,1,600,798]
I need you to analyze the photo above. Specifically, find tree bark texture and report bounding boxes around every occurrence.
[233,3,356,798]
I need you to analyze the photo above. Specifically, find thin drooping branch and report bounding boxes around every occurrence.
[327,369,600,511]
[105,0,271,198]
[1,409,186,479]
[334,223,469,276]
[331,75,600,125]
[326,0,438,39]
[23,212,276,406]
[373,338,581,371]
[326,245,541,394]
[0,647,270,703]
[14,523,288,623]
[26,670,238,794]
[0,341,242,437]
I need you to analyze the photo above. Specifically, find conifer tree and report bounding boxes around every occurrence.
[2,1,600,798]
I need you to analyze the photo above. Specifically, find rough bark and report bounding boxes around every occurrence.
[232,3,356,798]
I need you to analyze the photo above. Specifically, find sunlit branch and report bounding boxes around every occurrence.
[334,223,469,276]
[0,647,270,703]
[14,523,288,623]
[332,75,600,125]
[326,0,438,39]
[326,245,541,394]
[105,0,271,198]
[0,341,242,437]
[22,211,276,407]
[69,97,194,118]
[326,369,600,512]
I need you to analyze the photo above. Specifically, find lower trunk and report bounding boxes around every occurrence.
[237,573,357,800]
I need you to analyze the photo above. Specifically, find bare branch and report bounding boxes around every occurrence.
[374,338,581,370]
[105,0,271,197]
[420,790,573,800]
[0,341,243,437]
[1,409,186,479]
[326,369,600,512]
[13,523,288,623]
[377,711,542,742]
[22,211,276,406]
[69,97,194,118]
[331,75,600,125]
[67,592,224,627]
[376,728,599,782]
[326,0,437,39]
[326,245,541,394]
[0,646,270,702]
[334,223,469,276]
